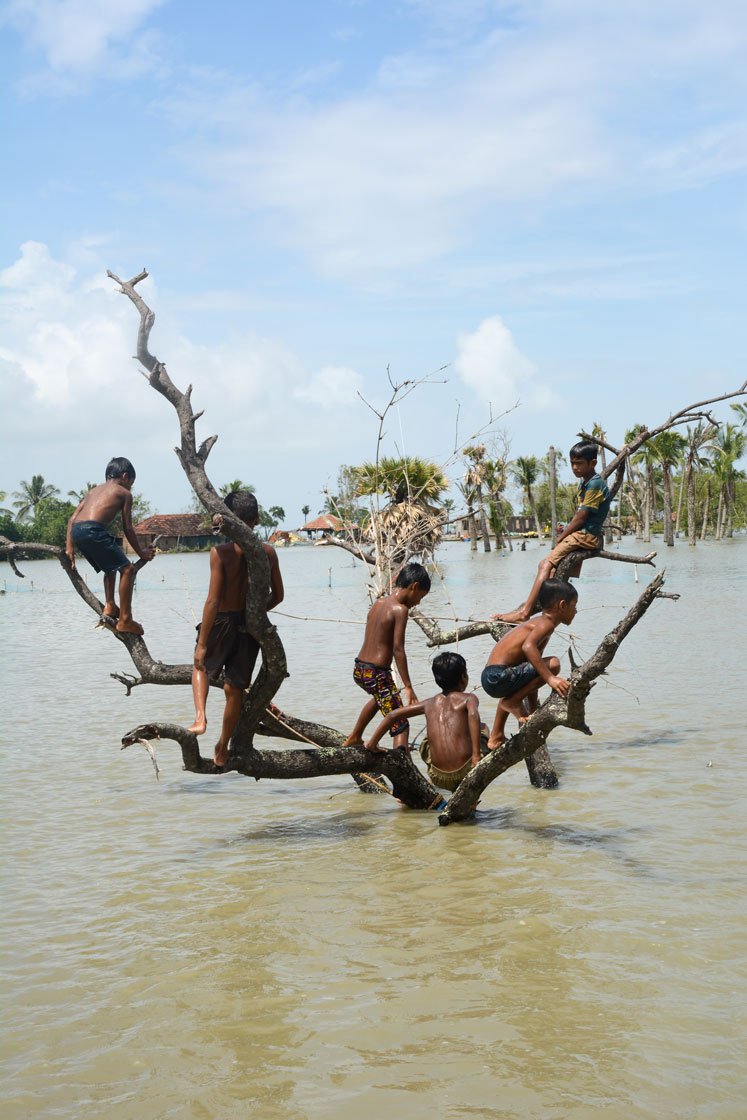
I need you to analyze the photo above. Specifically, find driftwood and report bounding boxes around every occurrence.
[0,270,688,822]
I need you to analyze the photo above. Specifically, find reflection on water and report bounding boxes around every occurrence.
[2,539,746,1119]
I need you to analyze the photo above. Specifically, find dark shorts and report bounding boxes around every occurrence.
[481,662,539,699]
[353,658,408,737]
[71,520,129,574]
[197,611,259,690]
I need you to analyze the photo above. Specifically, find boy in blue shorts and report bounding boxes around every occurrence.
[496,441,609,623]
[66,456,155,634]
[484,578,576,748]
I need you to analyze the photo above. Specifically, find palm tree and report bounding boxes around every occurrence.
[301,504,311,522]
[68,482,95,504]
[456,478,479,552]
[730,402,747,427]
[219,480,255,497]
[483,455,511,550]
[649,432,686,546]
[13,475,60,521]
[682,424,718,546]
[463,444,491,552]
[353,456,449,581]
[711,424,746,539]
[510,456,542,539]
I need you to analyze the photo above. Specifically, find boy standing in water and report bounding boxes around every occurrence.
[188,490,284,770]
[365,651,485,793]
[484,578,576,748]
[495,441,609,623]
[343,562,431,751]
[66,456,155,635]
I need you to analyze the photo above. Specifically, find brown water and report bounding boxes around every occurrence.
[2,539,746,1119]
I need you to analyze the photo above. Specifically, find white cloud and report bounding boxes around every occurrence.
[455,315,558,411]
[3,0,164,89]
[0,242,374,509]
[294,365,364,408]
[156,0,747,281]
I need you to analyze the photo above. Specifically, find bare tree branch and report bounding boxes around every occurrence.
[438,571,669,824]
[593,382,746,479]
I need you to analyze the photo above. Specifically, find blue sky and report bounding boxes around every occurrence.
[2,0,746,521]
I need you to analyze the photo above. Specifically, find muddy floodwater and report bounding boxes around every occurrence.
[2,538,745,1119]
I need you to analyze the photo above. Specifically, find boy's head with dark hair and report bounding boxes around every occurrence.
[431,651,467,693]
[106,456,136,482]
[569,440,598,463]
[224,490,260,526]
[537,578,578,611]
[395,562,431,592]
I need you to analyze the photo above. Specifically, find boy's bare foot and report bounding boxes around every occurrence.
[188,717,207,735]
[214,743,229,768]
[116,619,144,635]
[342,735,364,747]
[491,607,530,624]
[102,604,120,619]
[487,734,507,750]
[502,698,529,724]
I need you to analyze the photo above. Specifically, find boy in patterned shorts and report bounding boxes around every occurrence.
[342,562,431,751]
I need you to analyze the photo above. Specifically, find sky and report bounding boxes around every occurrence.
[2,0,746,522]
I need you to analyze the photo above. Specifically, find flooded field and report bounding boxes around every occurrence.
[2,537,745,1119]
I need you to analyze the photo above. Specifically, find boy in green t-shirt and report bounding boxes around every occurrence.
[495,441,609,623]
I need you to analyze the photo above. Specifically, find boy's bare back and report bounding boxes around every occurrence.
[422,691,480,772]
[357,595,407,668]
[488,615,555,667]
[212,541,282,612]
[73,480,131,528]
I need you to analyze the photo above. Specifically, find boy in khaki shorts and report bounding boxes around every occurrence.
[495,441,609,623]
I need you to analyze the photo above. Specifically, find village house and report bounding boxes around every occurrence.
[300,514,346,539]
[129,514,214,553]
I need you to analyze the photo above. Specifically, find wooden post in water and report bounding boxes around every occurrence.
[549,445,558,548]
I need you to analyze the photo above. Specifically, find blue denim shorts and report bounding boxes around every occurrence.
[481,662,539,699]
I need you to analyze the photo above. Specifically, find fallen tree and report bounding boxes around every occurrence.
[3,269,730,822]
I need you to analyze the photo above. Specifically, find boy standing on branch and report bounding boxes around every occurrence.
[66,456,155,635]
[343,562,431,752]
[188,490,283,770]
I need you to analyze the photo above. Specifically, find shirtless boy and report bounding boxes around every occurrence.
[365,651,483,793]
[188,490,284,769]
[342,562,431,751]
[495,441,609,623]
[66,456,155,635]
[483,578,576,748]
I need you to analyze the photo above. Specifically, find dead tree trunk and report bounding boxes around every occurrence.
[4,283,741,823]
[438,571,671,824]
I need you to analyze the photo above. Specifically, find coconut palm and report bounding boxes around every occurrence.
[68,482,96,504]
[730,402,747,427]
[219,480,255,497]
[353,456,449,580]
[456,478,479,552]
[463,444,491,552]
[682,424,718,545]
[510,456,542,539]
[483,455,510,549]
[711,424,746,539]
[649,432,686,546]
[301,504,311,521]
[13,475,60,521]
